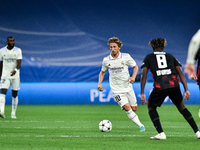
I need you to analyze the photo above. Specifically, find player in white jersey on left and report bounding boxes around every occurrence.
[98,37,145,132]
[0,36,22,119]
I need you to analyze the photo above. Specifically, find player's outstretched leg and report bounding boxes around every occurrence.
[181,108,200,139]
[126,109,146,132]
[11,96,18,119]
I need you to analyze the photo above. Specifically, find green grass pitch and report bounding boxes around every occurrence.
[0,105,199,150]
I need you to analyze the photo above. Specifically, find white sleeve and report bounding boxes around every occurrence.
[186,29,200,64]
[127,54,136,67]
[17,48,22,59]
[101,59,107,72]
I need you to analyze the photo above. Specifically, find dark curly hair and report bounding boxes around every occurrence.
[148,38,167,49]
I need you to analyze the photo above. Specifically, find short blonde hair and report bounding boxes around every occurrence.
[108,37,123,48]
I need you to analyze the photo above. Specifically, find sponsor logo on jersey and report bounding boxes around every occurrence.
[110,67,124,70]
[156,69,172,76]
[4,58,17,63]
[110,67,124,73]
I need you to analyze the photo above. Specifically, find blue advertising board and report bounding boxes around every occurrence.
[4,82,200,105]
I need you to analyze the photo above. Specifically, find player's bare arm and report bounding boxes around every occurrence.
[128,65,139,84]
[175,66,190,101]
[98,71,105,91]
[10,59,22,76]
[140,67,148,105]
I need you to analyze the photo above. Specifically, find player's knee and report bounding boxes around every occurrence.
[1,89,7,95]
[12,94,18,98]
[131,106,138,111]
[12,90,18,98]
[123,104,131,111]
[176,101,186,112]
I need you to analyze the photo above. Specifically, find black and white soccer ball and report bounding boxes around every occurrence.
[99,120,112,132]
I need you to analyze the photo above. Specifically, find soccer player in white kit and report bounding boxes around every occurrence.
[185,29,200,79]
[0,36,22,119]
[184,29,200,118]
[98,37,145,132]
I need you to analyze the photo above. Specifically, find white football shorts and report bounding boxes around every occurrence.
[113,88,137,108]
[0,78,20,90]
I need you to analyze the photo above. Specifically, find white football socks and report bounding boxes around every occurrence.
[12,96,18,115]
[0,94,6,114]
[126,109,144,128]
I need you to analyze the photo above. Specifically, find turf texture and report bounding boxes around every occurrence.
[0,105,199,150]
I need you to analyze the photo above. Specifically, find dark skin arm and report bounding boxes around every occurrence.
[10,59,22,76]
[140,67,148,106]
[175,66,190,101]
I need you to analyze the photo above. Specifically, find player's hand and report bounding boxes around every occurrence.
[184,90,190,101]
[10,70,16,76]
[140,94,147,106]
[190,74,197,81]
[98,84,104,91]
[128,77,135,84]
[184,63,196,79]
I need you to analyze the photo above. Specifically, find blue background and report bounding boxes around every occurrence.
[0,0,200,104]
[0,0,200,82]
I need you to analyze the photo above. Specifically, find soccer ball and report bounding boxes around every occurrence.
[99,120,112,132]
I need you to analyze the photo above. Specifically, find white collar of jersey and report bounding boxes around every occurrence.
[6,46,14,52]
[6,49,14,52]
[109,52,122,60]
[153,51,166,54]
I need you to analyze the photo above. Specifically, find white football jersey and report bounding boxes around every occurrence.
[0,46,22,79]
[186,29,200,64]
[101,52,136,93]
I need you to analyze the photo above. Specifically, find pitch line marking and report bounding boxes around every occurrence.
[0,134,196,138]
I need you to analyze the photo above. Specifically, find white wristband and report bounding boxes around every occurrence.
[14,68,18,72]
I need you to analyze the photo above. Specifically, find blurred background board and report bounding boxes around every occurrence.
[0,0,200,104]
[0,0,199,82]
